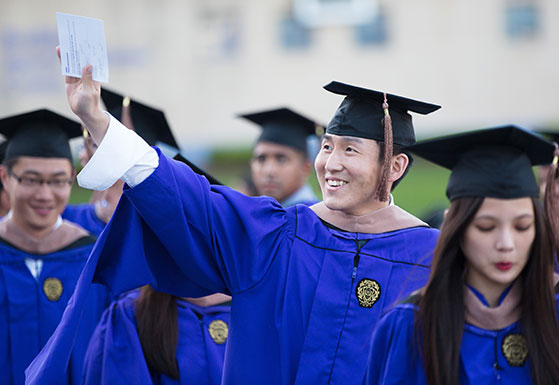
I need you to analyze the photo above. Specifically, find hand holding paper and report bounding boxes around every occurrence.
[56,12,109,83]
[56,12,110,144]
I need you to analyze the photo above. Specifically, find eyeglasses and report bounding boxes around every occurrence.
[8,169,73,189]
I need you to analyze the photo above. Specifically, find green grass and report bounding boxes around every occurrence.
[68,183,93,204]
[392,159,450,217]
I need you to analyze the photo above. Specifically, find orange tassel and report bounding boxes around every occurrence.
[374,93,393,202]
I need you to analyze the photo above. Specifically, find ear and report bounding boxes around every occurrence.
[388,153,409,183]
[0,166,9,188]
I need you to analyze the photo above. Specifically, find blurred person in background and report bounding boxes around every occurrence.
[0,109,110,384]
[0,142,12,217]
[240,107,322,207]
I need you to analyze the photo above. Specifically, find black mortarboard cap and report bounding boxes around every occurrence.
[534,128,559,147]
[0,109,82,162]
[406,125,555,201]
[101,88,179,148]
[173,153,222,186]
[323,81,441,146]
[239,107,322,154]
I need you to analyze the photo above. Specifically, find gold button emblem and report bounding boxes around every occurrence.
[43,278,63,302]
[356,278,381,308]
[315,125,325,137]
[208,319,228,344]
[502,333,528,367]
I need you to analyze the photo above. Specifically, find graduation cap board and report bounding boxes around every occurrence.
[101,88,179,148]
[0,109,82,162]
[323,81,441,146]
[535,128,559,147]
[239,107,323,154]
[405,125,555,201]
[173,153,222,186]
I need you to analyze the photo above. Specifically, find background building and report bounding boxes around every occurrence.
[1,0,557,216]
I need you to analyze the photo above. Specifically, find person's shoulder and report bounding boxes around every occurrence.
[101,289,140,323]
[372,303,417,345]
[63,202,94,216]
[383,303,417,322]
[58,220,97,250]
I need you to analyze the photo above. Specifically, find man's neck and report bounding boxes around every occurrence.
[8,211,62,240]
[281,184,317,207]
[309,196,426,234]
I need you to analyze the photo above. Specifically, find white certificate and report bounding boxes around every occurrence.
[56,12,109,83]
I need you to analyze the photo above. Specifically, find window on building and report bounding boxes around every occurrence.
[354,9,387,46]
[505,2,540,40]
[280,14,312,50]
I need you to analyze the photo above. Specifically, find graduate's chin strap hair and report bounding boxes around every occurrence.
[374,92,393,202]
[545,142,559,253]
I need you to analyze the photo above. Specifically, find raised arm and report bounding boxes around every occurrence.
[56,46,109,144]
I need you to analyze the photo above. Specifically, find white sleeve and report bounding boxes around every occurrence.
[77,113,159,191]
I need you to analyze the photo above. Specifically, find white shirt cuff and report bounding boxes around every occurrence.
[77,113,159,191]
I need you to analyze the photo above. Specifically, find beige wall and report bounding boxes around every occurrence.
[1,0,557,152]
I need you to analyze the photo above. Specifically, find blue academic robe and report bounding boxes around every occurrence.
[83,290,231,385]
[62,204,106,237]
[27,149,438,385]
[0,236,110,385]
[364,303,538,385]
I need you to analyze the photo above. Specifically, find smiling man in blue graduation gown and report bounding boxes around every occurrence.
[27,65,441,385]
[0,109,110,384]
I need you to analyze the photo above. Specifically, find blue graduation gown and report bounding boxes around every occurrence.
[27,149,438,385]
[364,303,536,385]
[83,290,230,385]
[62,204,106,236]
[0,236,110,385]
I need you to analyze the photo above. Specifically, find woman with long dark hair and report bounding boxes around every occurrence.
[364,125,559,385]
[82,286,231,384]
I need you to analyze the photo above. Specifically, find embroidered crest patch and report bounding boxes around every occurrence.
[43,277,63,302]
[502,333,528,367]
[356,278,381,308]
[209,319,229,344]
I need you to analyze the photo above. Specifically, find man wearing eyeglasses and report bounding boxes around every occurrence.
[0,109,110,385]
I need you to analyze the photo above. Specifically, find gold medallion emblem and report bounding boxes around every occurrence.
[208,319,228,344]
[315,125,325,137]
[43,278,63,302]
[356,278,381,308]
[502,333,528,367]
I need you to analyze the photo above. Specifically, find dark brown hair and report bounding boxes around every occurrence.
[135,285,180,379]
[415,196,559,385]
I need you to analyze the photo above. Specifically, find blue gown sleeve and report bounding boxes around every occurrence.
[62,204,106,237]
[82,295,153,384]
[363,305,425,385]
[95,148,291,296]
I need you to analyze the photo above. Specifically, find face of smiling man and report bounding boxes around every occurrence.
[315,133,408,216]
[0,156,74,238]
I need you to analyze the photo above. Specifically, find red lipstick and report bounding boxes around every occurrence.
[496,262,512,271]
